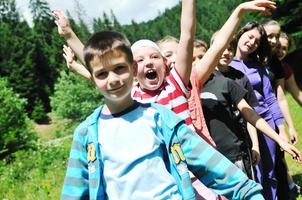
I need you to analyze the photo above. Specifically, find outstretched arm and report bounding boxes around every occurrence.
[63,45,91,79]
[52,9,85,64]
[195,0,276,85]
[276,78,299,144]
[174,0,196,85]
[247,122,261,166]
[177,124,264,199]
[237,98,302,163]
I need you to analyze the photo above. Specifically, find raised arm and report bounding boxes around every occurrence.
[237,98,302,163]
[195,0,276,85]
[52,9,85,64]
[174,0,196,85]
[63,45,91,79]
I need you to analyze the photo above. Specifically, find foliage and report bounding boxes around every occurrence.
[0,138,71,200]
[1,0,301,121]
[50,71,103,121]
[0,78,36,156]
[272,0,302,50]
[0,0,66,119]
[31,99,49,124]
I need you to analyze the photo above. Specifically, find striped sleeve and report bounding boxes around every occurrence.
[176,124,264,200]
[61,123,90,200]
[169,67,191,98]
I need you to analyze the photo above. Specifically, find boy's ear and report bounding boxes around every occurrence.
[132,62,138,76]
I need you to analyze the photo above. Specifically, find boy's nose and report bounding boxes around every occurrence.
[108,72,120,85]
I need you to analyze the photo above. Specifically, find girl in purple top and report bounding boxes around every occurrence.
[230,21,286,200]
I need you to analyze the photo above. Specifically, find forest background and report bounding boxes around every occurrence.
[0,0,301,199]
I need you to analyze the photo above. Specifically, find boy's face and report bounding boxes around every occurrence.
[133,46,166,91]
[192,46,207,67]
[218,45,235,68]
[159,41,178,69]
[264,24,281,52]
[90,53,135,104]
[276,37,289,60]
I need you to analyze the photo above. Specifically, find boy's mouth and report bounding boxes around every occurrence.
[145,69,157,80]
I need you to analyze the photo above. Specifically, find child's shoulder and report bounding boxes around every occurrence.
[74,105,104,134]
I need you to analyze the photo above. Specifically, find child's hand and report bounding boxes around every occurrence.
[52,9,72,38]
[279,140,302,163]
[288,127,298,145]
[63,45,77,69]
[63,45,92,80]
[251,145,261,166]
[238,0,277,16]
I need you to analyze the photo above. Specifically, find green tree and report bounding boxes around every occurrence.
[272,0,302,49]
[0,1,42,115]
[51,71,103,121]
[29,0,66,116]
[0,0,19,24]
[0,78,36,158]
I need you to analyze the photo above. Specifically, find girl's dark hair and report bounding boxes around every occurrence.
[235,21,272,65]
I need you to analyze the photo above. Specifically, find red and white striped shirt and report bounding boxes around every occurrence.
[132,68,195,131]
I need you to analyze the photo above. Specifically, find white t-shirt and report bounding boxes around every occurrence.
[98,102,182,200]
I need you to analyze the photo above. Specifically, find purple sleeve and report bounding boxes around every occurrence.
[262,71,284,126]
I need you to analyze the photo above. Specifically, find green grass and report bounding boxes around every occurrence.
[285,94,302,200]
[0,140,71,200]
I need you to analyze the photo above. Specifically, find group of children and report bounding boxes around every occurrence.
[51,0,302,199]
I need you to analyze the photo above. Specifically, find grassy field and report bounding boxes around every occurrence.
[285,94,302,200]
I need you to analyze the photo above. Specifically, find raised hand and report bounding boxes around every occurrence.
[63,45,76,69]
[52,9,73,38]
[63,45,91,79]
[239,0,276,15]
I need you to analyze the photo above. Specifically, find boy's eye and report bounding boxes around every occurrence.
[96,71,108,79]
[115,65,127,74]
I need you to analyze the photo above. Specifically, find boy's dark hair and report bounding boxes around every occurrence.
[235,21,271,65]
[84,31,133,73]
